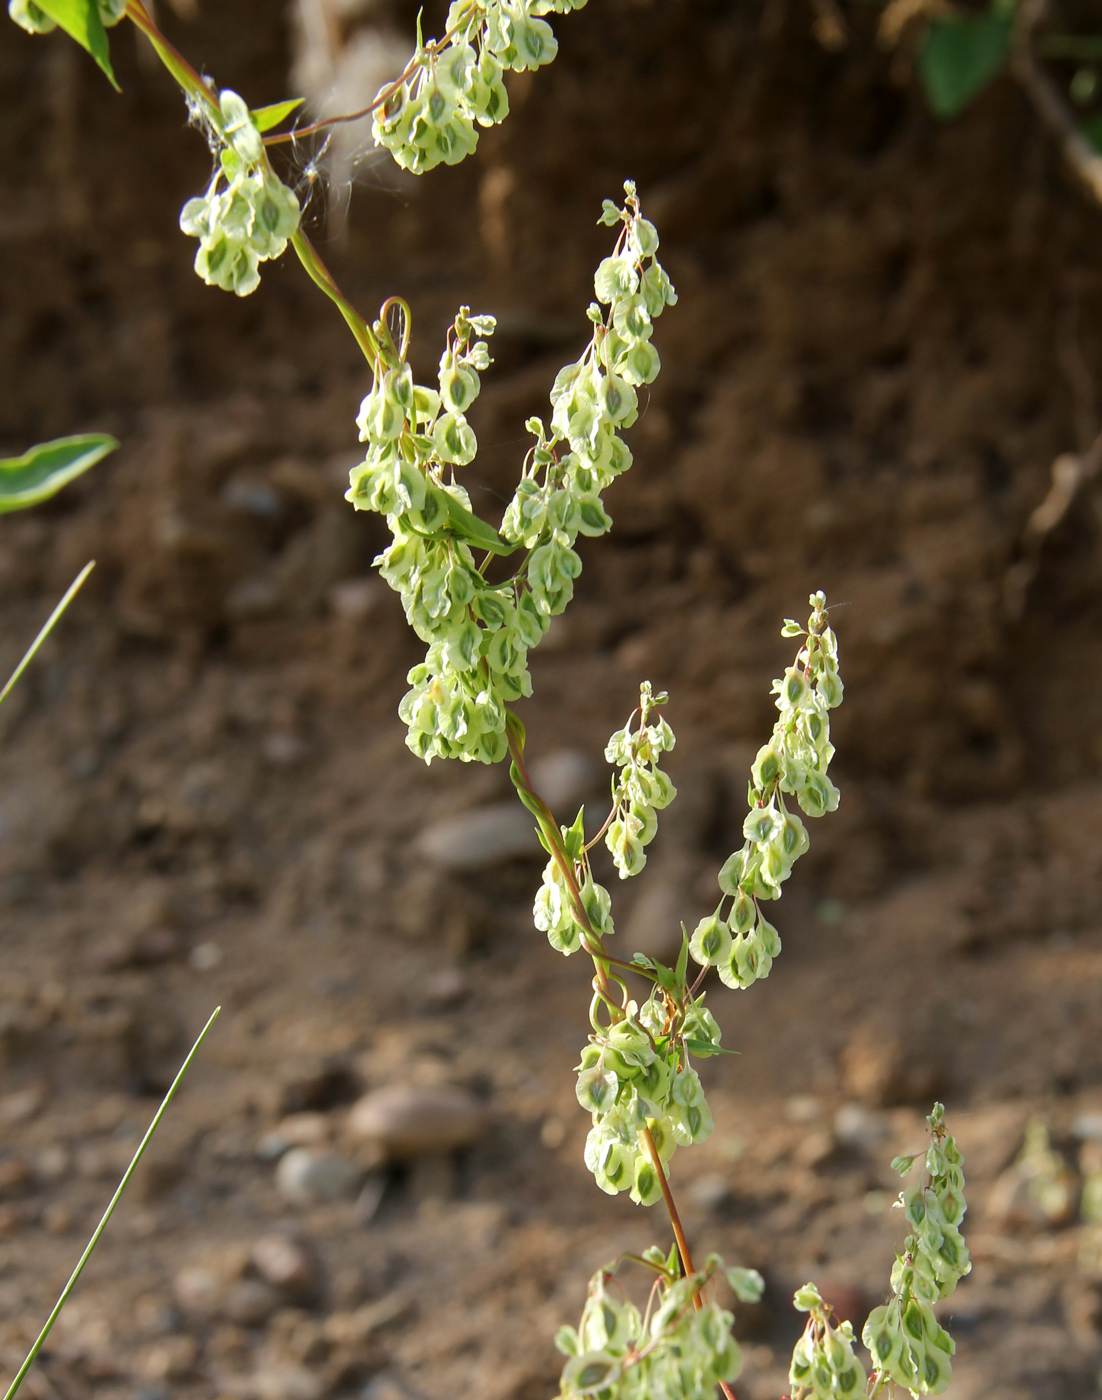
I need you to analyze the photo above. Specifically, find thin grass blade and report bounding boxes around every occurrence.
[2,1006,221,1400]
[0,561,95,709]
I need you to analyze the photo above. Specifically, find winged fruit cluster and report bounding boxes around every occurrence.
[179,91,301,297]
[556,1254,763,1400]
[688,593,843,992]
[348,186,674,765]
[9,0,123,33]
[862,1105,971,1396]
[604,681,677,879]
[576,991,722,1205]
[788,1283,866,1400]
[372,0,586,174]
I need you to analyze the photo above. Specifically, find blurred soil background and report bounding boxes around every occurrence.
[2,1,1102,1397]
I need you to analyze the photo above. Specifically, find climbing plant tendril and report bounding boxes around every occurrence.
[6,5,973,1396]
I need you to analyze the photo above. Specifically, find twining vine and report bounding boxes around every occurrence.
[7,3,975,1396]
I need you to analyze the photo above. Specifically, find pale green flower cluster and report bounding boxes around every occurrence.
[788,1283,866,1400]
[350,192,668,765]
[604,682,677,878]
[499,182,677,604]
[576,995,721,1205]
[179,91,300,297]
[862,1105,970,1396]
[346,307,535,764]
[534,843,614,956]
[556,1253,761,1400]
[9,0,124,34]
[372,0,586,174]
[689,592,843,991]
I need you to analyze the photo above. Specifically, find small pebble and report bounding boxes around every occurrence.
[783,1095,821,1124]
[1073,1112,1102,1143]
[225,1279,281,1327]
[540,1117,566,1149]
[139,1336,198,1383]
[528,748,599,811]
[252,1232,319,1297]
[421,968,470,1011]
[348,1085,487,1159]
[275,1113,331,1148]
[0,1084,47,1125]
[0,1158,32,1196]
[833,1103,890,1152]
[43,1202,75,1235]
[416,802,539,872]
[353,1172,387,1225]
[252,1366,324,1400]
[189,941,223,971]
[328,577,382,620]
[688,1173,732,1212]
[276,1148,363,1207]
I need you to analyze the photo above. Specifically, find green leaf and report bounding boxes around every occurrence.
[251,98,305,133]
[564,806,586,861]
[33,0,118,89]
[918,14,1011,120]
[1083,114,1102,154]
[422,482,513,556]
[674,926,689,989]
[650,959,676,992]
[0,434,117,514]
[684,1038,735,1057]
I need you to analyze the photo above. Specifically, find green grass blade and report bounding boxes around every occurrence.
[2,1007,221,1400]
[0,561,95,709]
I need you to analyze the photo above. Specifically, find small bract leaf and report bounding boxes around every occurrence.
[251,97,305,132]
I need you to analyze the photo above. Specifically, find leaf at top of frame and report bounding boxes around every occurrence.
[918,13,1011,121]
[1082,114,1102,155]
[33,0,118,89]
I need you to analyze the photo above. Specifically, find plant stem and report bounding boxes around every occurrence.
[2,1008,221,1400]
[505,718,738,1400]
[641,1124,696,1280]
[505,718,623,1008]
[123,1,380,367]
[261,17,467,147]
[290,232,380,364]
[124,1,215,110]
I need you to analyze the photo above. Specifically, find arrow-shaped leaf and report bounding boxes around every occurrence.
[0,434,117,514]
[251,98,305,133]
[33,0,118,89]
[423,482,513,557]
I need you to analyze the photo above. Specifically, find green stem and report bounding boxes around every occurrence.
[124,1,216,110]
[291,232,380,365]
[504,716,736,1400]
[2,1008,221,1400]
[504,714,631,1006]
[123,2,379,368]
